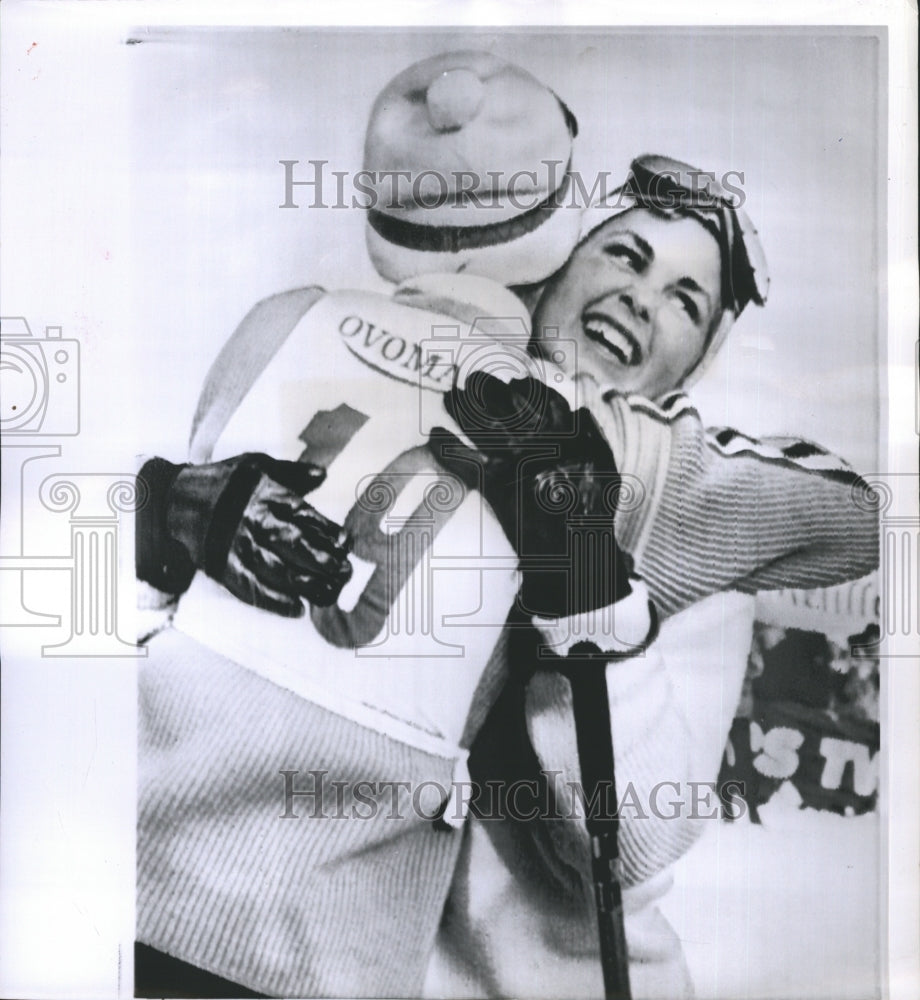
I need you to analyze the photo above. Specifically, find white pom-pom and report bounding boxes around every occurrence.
[425,69,485,131]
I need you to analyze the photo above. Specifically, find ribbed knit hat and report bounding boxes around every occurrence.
[364,51,582,286]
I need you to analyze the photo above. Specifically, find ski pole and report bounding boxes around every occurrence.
[564,655,632,1000]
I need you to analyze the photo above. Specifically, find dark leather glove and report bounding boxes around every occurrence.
[137,453,352,617]
[430,372,632,619]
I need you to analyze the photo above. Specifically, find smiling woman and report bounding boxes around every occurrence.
[532,154,769,401]
[534,209,722,398]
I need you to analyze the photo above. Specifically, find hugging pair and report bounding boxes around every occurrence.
[135,51,877,999]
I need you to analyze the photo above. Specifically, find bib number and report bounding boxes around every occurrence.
[299,404,466,649]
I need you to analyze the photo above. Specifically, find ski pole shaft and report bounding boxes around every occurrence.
[568,660,632,1000]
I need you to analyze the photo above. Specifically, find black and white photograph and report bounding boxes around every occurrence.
[1,3,917,999]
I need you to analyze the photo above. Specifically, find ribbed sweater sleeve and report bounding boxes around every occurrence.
[526,662,687,894]
[590,390,880,619]
[525,591,755,890]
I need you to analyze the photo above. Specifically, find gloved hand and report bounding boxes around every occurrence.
[429,372,632,619]
[137,453,352,617]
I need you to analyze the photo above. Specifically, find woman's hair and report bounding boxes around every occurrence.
[581,155,769,318]
[573,155,770,387]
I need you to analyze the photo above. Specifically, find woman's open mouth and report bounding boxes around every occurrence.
[581,311,642,366]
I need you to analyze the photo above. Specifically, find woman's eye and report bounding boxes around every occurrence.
[604,243,642,270]
[676,292,700,322]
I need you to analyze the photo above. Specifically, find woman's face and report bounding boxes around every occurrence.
[533,208,724,399]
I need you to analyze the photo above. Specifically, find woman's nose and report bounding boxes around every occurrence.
[619,289,651,324]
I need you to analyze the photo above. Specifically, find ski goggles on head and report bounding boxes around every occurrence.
[587,154,770,317]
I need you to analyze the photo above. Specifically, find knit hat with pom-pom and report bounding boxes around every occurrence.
[364,50,582,287]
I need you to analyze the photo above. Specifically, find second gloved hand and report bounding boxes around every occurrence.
[430,371,632,619]
[140,452,353,617]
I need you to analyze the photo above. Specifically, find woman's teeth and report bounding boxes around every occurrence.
[583,315,640,366]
